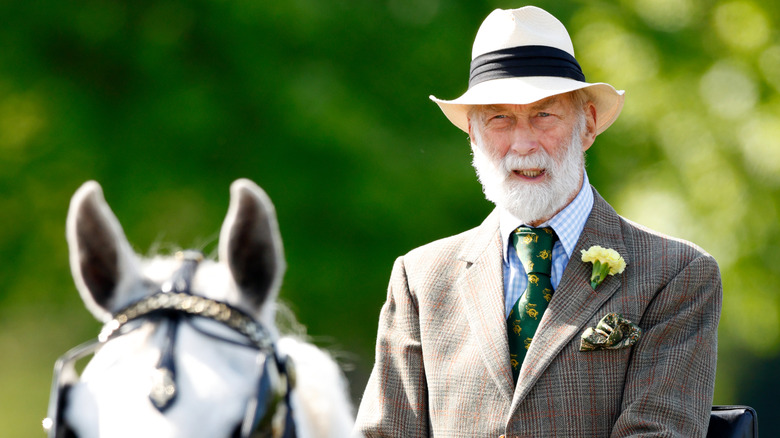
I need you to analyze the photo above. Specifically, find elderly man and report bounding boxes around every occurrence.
[354,6,721,438]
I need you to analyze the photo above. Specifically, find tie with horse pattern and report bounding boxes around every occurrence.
[506,226,557,385]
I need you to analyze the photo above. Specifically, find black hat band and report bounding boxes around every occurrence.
[469,45,586,88]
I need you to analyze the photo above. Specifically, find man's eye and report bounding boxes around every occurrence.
[537,112,552,117]
[489,114,514,124]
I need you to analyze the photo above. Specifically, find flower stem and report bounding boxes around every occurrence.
[590,261,611,290]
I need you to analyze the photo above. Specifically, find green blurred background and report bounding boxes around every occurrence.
[2,0,778,436]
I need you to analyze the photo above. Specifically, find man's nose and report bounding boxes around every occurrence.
[507,121,539,156]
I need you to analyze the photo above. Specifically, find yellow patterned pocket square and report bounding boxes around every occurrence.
[579,313,642,352]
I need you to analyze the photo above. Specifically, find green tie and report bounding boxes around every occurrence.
[506,226,557,385]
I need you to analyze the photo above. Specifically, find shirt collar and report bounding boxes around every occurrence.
[500,170,594,262]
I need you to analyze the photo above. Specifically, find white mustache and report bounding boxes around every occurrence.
[499,151,556,176]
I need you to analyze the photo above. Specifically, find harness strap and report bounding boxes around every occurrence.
[44,250,298,438]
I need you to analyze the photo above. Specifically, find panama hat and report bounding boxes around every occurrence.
[430,6,625,135]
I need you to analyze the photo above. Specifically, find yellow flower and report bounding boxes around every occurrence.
[581,246,626,274]
[581,245,626,289]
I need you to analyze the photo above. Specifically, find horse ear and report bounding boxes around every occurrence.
[219,179,286,315]
[66,181,138,322]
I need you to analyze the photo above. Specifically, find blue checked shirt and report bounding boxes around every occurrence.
[501,170,594,317]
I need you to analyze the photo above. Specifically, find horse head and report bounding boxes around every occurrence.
[45,179,353,438]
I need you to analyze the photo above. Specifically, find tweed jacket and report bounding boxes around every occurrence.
[354,188,721,437]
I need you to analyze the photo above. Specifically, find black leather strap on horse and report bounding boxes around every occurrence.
[44,250,298,438]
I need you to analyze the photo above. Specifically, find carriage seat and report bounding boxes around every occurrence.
[708,405,758,438]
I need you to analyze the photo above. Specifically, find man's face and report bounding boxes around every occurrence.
[468,93,596,225]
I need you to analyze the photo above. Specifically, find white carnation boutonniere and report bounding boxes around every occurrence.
[581,245,626,290]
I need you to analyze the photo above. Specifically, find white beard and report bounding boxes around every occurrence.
[471,117,585,225]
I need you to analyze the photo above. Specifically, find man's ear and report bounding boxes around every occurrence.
[468,110,483,147]
[581,102,598,152]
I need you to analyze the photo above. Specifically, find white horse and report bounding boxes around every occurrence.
[44,179,354,438]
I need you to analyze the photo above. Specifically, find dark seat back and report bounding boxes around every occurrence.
[707,405,758,438]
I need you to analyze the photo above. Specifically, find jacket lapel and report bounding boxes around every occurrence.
[455,209,515,403]
[509,189,630,411]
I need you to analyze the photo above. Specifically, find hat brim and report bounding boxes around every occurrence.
[430,77,625,135]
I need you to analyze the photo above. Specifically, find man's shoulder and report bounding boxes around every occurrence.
[405,224,483,263]
[401,210,499,269]
[617,213,719,272]
[591,188,717,267]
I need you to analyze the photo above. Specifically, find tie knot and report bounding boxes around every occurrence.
[512,227,557,275]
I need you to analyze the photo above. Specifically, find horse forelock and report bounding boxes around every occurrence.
[138,255,278,331]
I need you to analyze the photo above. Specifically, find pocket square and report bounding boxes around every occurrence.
[580,313,641,352]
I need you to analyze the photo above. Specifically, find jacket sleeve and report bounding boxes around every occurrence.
[612,253,722,437]
[353,256,430,437]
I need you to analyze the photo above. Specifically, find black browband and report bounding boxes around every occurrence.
[469,45,585,88]
[43,251,297,438]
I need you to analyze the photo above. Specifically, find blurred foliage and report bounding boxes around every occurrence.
[0,0,778,436]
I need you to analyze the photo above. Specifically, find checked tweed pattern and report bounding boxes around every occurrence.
[506,226,558,385]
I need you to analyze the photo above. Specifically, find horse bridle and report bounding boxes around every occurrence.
[43,251,298,438]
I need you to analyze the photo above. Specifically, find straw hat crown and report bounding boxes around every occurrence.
[431,6,625,136]
[471,7,574,60]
